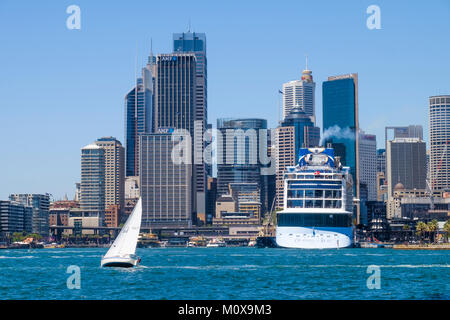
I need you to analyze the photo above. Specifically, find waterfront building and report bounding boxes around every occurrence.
[322,73,360,222]
[9,194,50,236]
[429,95,450,191]
[216,118,272,214]
[359,131,377,201]
[0,201,32,235]
[282,62,316,121]
[213,194,259,226]
[125,54,155,177]
[173,32,208,223]
[94,137,125,227]
[387,183,448,220]
[79,144,105,226]
[139,133,192,228]
[49,200,79,227]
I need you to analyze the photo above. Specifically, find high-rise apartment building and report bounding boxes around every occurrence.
[429,95,450,191]
[0,201,33,235]
[139,133,192,228]
[322,73,360,222]
[282,64,315,121]
[80,144,105,215]
[94,137,125,227]
[9,194,49,235]
[359,131,377,201]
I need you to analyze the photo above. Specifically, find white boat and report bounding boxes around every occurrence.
[206,238,226,247]
[276,147,355,249]
[101,198,142,268]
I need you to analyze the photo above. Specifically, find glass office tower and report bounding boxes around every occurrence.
[125,59,154,177]
[216,118,272,214]
[173,32,208,222]
[322,73,360,222]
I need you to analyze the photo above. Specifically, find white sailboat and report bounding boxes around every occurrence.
[101,198,142,268]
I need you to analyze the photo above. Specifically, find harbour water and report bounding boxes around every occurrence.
[0,247,448,300]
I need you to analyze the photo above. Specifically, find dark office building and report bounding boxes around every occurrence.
[322,73,360,222]
[173,32,208,220]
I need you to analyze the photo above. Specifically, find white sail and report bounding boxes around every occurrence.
[103,198,142,259]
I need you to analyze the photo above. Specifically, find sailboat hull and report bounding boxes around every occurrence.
[101,255,140,268]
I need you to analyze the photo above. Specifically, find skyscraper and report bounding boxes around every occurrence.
[80,144,105,215]
[386,137,427,197]
[282,62,316,121]
[154,53,198,218]
[322,73,360,222]
[139,133,192,228]
[125,54,154,177]
[94,137,125,227]
[173,32,208,221]
[429,95,450,191]
[358,131,377,201]
[216,118,273,214]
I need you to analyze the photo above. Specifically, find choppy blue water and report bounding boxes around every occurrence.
[0,247,448,300]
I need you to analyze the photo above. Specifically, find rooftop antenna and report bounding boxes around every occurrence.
[188,19,191,33]
[150,38,153,67]
[305,54,308,70]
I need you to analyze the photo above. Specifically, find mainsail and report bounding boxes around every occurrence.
[103,198,142,258]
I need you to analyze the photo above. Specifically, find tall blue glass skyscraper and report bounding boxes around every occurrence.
[125,57,154,177]
[322,73,360,222]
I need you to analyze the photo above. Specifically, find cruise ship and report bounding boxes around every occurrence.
[275,147,355,249]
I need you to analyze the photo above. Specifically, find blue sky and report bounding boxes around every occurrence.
[0,0,449,200]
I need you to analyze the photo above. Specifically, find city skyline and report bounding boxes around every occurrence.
[1,1,450,200]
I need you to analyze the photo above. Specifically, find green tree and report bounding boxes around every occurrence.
[415,221,427,244]
[427,220,439,243]
[444,220,450,242]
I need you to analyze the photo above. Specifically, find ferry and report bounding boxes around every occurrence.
[275,147,355,249]
[206,237,226,247]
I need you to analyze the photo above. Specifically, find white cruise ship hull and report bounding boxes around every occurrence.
[276,226,353,249]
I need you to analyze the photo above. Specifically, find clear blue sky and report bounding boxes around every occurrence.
[1,0,449,200]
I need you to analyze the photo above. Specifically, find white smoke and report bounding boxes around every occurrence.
[320,125,355,145]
